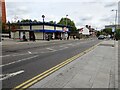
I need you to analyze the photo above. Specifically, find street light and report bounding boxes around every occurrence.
[8,21,11,38]
[111,9,118,46]
[66,15,68,27]
[111,9,118,27]
[42,15,45,40]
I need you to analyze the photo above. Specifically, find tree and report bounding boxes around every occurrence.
[49,21,55,24]
[103,28,112,35]
[21,19,32,22]
[57,18,77,34]
[115,29,120,40]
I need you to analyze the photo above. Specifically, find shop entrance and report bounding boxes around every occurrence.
[29,31,35,41]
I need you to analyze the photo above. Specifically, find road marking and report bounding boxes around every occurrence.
[2,51,39,58]
[0,55,39,67]
[28,51,32,54]
[13,42,101,90]
[59,47,68,50]
[0,55,11,57]
[0,70,24,81]
[46,48,56,51]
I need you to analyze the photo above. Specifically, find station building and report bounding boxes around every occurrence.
[10,22,70,41]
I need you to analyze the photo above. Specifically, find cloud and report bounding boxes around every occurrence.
[6,0,119,30]
[81,16,93,21]
[104,2,117,7]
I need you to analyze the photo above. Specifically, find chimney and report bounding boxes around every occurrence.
[1,0,6,23]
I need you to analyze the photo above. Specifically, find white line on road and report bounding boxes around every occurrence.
[1,51,37,58]
[46,48,56,51]
[0,70,24,81]
[58,47,68,50]
[0,55,11,58]
[0,55,39,67]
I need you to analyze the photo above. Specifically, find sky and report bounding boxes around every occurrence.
[5,0,120,30]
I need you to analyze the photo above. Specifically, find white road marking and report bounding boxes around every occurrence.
[12,53,29,57]
[0,55,39,67]
[28,51,32,54]
[0,70,24,81]
[2,51,37,57]
[46,48,56,51]
[0,55,11,58]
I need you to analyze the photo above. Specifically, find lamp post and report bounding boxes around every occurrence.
[8,21,11,38]
[111,9,118,46]
[42,15,45,40]
[66,15,68,27]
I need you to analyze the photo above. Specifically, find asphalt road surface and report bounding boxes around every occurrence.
[1,39,101,89]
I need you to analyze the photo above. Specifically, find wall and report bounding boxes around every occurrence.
[20,26,30,30]
[82,27,90,35]
[56,27,63,31]
[34,32,43,40]
[44,25,54,30]
[11,31,19,39]
[32,25,43,30]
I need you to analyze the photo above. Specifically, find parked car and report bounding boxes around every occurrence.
[98,35,105,40]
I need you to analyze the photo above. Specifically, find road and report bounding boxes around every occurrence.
[1,39,101,89]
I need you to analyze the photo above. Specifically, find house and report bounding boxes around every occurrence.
[81,27,90,35]
[9,22,70,41]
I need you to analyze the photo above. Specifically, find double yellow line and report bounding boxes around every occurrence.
[13,42,101,90]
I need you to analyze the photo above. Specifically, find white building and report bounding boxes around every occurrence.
[82,27,90,35]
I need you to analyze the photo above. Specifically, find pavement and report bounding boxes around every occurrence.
[29,40,118,89]
[1,38,93,46]
[1,38,52,46]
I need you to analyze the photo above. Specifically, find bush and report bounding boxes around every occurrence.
[115,29,120,40]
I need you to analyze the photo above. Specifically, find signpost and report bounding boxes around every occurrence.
[112,27,115,47]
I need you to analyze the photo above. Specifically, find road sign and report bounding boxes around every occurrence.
[112,27,115,32]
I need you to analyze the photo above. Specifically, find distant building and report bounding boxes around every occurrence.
[105,25,120,29]
[82,27,90,35]
[9,22,70,41]
[78,26,96,36]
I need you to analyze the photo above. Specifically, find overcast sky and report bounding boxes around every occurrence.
[5,0,119,30]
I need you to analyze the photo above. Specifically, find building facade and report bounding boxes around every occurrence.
[10,22,70,41]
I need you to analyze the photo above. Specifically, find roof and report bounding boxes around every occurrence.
[8,22,71,28]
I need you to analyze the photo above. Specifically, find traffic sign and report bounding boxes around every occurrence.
[112,27,115,32]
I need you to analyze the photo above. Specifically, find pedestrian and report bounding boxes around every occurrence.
[33,34,36,42]
[23,35,27,41]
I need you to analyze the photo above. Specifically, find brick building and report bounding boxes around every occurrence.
[1,0,6,23]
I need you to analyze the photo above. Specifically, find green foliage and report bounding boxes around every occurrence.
[57,18,77,34]
[21,19,32,22]
[115,29,120,40]
[103,28,112,35]
[49,21,55,24]
[2,23,10,33]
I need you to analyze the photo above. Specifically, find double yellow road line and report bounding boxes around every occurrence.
[13,42,101,90]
